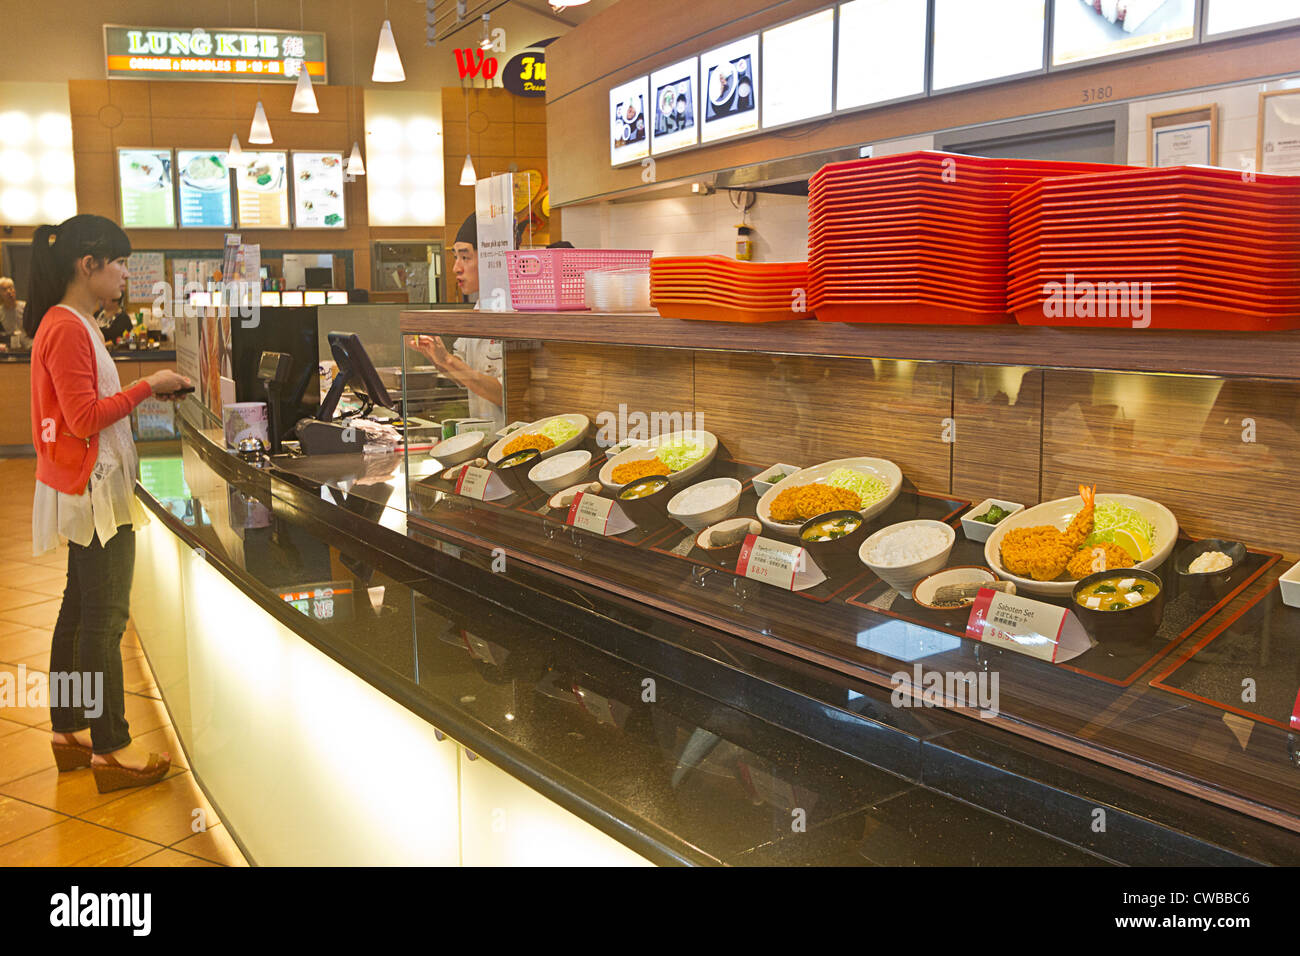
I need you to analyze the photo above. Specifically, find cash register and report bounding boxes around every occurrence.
[295,331,400,456]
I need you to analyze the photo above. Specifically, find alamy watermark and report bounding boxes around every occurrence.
[1041,273,1153,328]
[0,665,102,719]
[890,664,1000,718]
[594,403,706,448]
[150,274,262,328]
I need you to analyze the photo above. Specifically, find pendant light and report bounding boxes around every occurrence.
[228,132,244,163]
[226,0,243,163]
[459,153,477,186]
[249,101,273,144]
[289,0,319,113]
[372,1,405,83]
[346,142,366,177]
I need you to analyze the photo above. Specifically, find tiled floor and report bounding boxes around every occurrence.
[0,458,247,867]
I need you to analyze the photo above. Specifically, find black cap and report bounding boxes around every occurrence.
[455,213,477,249]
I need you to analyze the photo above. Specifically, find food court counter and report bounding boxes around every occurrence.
[126,398,1300,865]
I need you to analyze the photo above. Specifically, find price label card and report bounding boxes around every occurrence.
[735,534,825,591]
[565,492,635,536]
[966,590,1093,663]
[454,465,510,501]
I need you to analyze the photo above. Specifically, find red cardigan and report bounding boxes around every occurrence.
[30,305,152,495]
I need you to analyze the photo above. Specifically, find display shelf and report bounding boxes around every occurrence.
[401,309,1300,380]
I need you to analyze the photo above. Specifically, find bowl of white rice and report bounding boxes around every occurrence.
[528,450,593,495]
[858,520,956,597]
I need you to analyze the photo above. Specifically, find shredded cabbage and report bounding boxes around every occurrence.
[539,418,580,445]
[655,436,708,472]
[1092,500,1157,547]
[825,468,889,506]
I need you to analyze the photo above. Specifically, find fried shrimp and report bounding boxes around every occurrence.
[1063,483,1096,550]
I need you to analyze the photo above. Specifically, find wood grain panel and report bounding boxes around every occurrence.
[693,352,952,491]
[67,80,109,117]
[1041,370,1300,555]
[952,366,1042,507]
[0,365,33,446]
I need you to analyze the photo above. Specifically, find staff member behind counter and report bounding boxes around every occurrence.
[412,214,505,432]
[1,276,32,348]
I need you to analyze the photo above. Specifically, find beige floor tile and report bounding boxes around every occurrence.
[0,586,57,612]
[0,598,63,630]
[0,816,162,866]
[0,761,157,818]
[123,694,170,737]
[82,770,217,847]
[0,727,59,785]
[122,656,158,697]
[0,717,28,738]
[129,847,221,867]
[171,823,247,866]
[0,793,66,845]
[0,664,52,727]
[0,627,52,666]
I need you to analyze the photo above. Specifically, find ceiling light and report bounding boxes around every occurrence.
[249,101,273,144]
[228,132,244,164]
[372,20,405,82]
[346,142,366,176]
[459,153,477,186]
[290,66,318,113]
[479,14,492,50]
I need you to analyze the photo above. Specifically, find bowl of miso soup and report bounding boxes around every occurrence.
[1071,568,1166,642]
[798,509,869,569]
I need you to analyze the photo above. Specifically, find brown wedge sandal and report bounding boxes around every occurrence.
[91,751,172,794]
[51,738,93,772]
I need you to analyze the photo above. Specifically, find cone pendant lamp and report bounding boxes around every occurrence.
[249,101,273,144]
[228,132,244,164]
[346,142,366,176]
[290,67,318,113]
[372,20,405,82]
[459,153,477,186]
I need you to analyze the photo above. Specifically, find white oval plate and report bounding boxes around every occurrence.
[486,413,590,464]
[983,491,1179,597]
[598,430,719,489]
[755,457,903,539]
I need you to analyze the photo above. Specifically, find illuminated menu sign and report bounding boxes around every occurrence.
[609,76,650,165]
[650,58,699,155]
[762,10,834,128]
[291,152,346,228]
[1205,0,1300,36]
[117,148,175,229]
[837,0,928,110]
[176,150,233,228]
[232,151,290,228]
[1052,0,1194,66]
[104,25,326,82]
[931,0,1045,91]
[700,35,760,143]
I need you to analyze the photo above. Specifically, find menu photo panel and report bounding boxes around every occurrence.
[700,35,760,143]
[762,9,834,129]
[117,148,176,229]
[176,150,234,229]
[609,76,650,166]
[1205,0,1300,37]
[1051,0,1196,67]
[232,150,290,228]
[291,151,346,228]
[836,0,929,111]
[931,0,1046,92]
[650,58,700,155]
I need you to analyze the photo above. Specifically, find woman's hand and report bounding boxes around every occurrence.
[145,369,192,399]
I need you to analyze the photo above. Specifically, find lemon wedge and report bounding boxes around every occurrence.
[1110,528,1152,562]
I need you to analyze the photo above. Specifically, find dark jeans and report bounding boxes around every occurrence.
[48,525,135,754]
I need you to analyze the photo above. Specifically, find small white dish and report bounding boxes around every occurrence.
[859,520,956,597]
[667,477,742,531]
[528,450,593,496]
[752,463,799,499]
[603,437,650,460]
[912,566,999,611]
[961,498,1026,543]
[429,431,487,466]
[1280,560,1300,609]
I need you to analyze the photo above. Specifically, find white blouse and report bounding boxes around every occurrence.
[32,308,149,555]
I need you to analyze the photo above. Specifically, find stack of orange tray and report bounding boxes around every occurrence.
[650,256,810,323]
[1008,165,1300,330]
[808,151,1126,325]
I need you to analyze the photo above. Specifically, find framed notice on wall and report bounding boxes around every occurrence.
[609,76,650,166]
[699,35,759,143]
[1258,90,1300,176]
[117,148,175,228]
[1147,105,1218,167]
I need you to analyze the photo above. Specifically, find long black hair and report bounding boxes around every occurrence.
[25,215,131,339]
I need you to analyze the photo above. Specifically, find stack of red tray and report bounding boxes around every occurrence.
[808,151,1126,325]
[1007,166,1300,330]
[651,256,810,323]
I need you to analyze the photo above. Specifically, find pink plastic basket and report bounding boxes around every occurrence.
[506,249,652,311]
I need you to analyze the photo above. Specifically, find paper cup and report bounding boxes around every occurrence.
[222,401,268,449]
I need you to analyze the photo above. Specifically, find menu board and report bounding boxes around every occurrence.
[609,76,650,166]
[176,150,233,229]
[700,35,760,143]
[762,10,834,129]
[1206,0,1300,36]
[232,151,290,228]
[291,151,346,228]
[931,0,1045,92]
[117,149,175,228]
[650,58,699,155]
[1052,0,1195,67]
[836,0,928,111]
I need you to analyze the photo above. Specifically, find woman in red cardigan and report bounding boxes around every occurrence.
[25,215,190,794]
